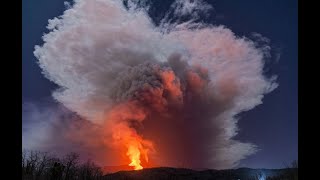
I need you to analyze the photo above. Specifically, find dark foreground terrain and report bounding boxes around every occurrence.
[103,167,298,180]
[22,151,297,180]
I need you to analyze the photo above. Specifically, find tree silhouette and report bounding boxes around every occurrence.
[22,150,103,180]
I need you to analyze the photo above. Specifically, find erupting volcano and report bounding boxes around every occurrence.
[32,0,278,171]
[103,60,218,170]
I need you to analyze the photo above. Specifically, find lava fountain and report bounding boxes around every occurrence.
[105,101,154,170]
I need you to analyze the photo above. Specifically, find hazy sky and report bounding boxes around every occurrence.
[22,0,297,169]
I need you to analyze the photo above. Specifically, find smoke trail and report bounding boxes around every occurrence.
[30,0,278,169]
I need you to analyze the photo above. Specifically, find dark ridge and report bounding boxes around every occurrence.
[103,167,297,180]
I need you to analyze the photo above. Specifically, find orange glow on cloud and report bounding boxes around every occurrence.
[159,70,183,103]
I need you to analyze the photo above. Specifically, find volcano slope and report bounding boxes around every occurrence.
[103,167,297,180]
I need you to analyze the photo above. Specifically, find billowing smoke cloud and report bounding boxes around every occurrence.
[22,102,116,165]
[28,0,278,169]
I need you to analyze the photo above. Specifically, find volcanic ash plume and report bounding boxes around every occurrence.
[33,0,278,169]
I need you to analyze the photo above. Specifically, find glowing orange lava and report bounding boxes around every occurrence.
[106,102,154,171]
[125,133,153,170]
[127,143,143,170]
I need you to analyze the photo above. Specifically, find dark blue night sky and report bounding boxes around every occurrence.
[23,0,297,169]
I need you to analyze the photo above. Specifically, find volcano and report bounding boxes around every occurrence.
[32,0,278,170]
[103,165,134,174]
